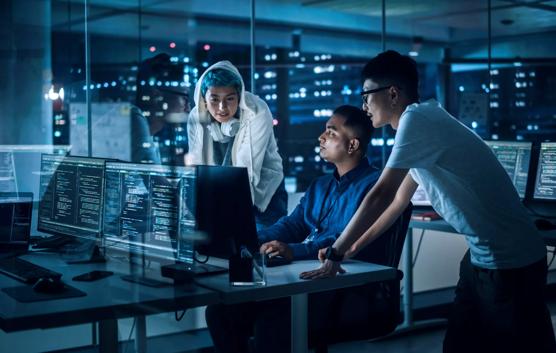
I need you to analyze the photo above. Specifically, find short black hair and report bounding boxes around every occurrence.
[361,50,419,103]
[135,53,186,110]
[333,105,374,152]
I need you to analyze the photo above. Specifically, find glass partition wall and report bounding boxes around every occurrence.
[2,0,556,192]
[1,1,555,351]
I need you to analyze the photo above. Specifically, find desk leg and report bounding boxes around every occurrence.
[92,322,97,346]
[99,319,118,353]
[402,227,414,327]
[391,227,447,336]
[134,315,147,353]
[291,293,308,353]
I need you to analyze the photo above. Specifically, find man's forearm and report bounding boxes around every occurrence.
[349,196,409,257]
[330,168,411,256]
[332,186,395,254]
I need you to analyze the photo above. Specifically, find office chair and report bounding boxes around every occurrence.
[309,203,413,353]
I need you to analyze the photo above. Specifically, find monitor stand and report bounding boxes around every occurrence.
[62,239,106,264]
[32,235,105,264]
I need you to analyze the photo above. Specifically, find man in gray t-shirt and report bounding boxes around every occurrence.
[301,50,555,353]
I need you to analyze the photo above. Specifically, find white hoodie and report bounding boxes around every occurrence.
[187,61,284,212]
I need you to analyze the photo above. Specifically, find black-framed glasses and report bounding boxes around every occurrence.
[360,86,393,103]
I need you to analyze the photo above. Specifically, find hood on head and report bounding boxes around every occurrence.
[193,60,250,116]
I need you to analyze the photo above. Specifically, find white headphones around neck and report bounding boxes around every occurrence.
[207,118,240,142]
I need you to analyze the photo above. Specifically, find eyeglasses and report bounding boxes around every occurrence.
[360,86,393,104]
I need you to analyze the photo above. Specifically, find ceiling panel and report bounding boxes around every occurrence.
[51,0,556,43]
[291,0,556,38]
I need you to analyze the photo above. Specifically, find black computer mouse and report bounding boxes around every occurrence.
[265,254,292,267]
[32,277,65,294]
[535,219,556,231]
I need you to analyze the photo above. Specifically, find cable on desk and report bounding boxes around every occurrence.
[412,229,426,268]
[175,309,187,321]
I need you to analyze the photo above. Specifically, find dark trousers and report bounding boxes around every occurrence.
[205,298,291,353]
[444,251,556,353]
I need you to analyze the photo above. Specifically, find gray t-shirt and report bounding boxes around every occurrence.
[387,99,546,269]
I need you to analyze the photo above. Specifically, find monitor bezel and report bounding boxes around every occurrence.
[37,154,108,241]
[532,142,556,203]
[484,140,533,200]
[101,161,196,263]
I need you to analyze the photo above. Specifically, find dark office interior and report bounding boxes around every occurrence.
[1,0,556,352]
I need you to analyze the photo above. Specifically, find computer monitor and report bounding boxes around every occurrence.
[0,192,33,252]
[38,155,106,241]
[195,165,259,259]
[485,141,532,199]
[533,142,556,201]
[0,145,71,199]
[102,162,196,263]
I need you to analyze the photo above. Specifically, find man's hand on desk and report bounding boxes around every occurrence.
[299,259,345,280]
[260,240,294,261]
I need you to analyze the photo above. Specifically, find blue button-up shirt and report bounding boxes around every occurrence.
[258,158,380,260]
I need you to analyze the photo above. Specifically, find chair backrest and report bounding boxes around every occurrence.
[353,203,413,268]
[309,203,414,352]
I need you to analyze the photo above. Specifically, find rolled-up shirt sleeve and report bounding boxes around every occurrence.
[288,233,338,260]
[258,195,310,245]
[387,110,441,169]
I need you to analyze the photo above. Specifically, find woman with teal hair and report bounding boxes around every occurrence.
[187,61,286,228]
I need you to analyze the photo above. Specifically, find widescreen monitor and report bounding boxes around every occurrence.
[38,155,106,241]
[534,142,556,201]
[102,162,196,263]
[485,141,532,199]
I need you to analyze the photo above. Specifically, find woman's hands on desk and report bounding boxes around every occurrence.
[260,240,294,261]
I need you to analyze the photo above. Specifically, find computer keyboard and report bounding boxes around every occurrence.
[31,235,73,249]
[188,262,228,276]
[0,257,62,284]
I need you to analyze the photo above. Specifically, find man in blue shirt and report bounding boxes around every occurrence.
[257,108,381,262]
[205,105,383,353]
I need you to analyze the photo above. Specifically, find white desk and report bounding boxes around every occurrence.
[0,254,399,353]
[196,259,398,353]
